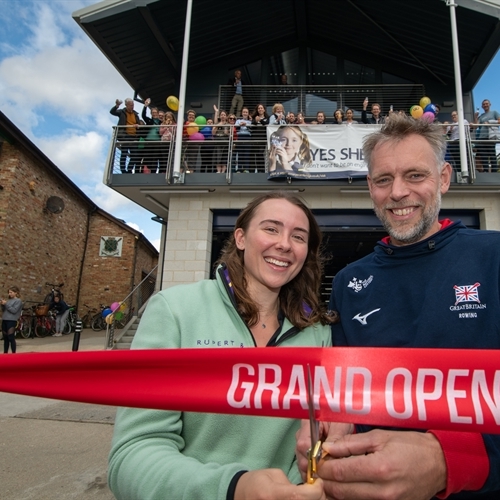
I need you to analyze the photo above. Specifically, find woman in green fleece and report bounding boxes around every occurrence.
[109,191,336,500]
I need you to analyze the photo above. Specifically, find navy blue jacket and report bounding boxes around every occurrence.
[330,221,500,498]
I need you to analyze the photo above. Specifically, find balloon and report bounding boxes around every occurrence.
[424,103,437,115]
[195,116,207,125]
[114,311,124,321]
[105,313,115,325]
[410,105,423,119]
[189,132,205,141]
[419,96,431,109]
[409,105,416,114]
[421,111,436,123]
[102,308,113,318]
[166,95,179,111]
[186,125,199,136]
[200,126,212,138]
[119,302,127,313]
[110,302,120,312]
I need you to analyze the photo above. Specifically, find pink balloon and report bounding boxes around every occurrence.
[111,302,120,312]
[189,132,205,141]
[421,111,435,123]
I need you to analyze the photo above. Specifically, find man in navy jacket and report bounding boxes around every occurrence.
[297,115,500,499]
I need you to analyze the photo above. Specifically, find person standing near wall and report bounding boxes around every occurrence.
[2,286,22,353]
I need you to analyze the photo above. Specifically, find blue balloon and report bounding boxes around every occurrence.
[102,308,113,318]
[424,103,437,115]
[200,126,212,138]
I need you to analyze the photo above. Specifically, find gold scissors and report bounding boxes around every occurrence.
[306,364,324,484]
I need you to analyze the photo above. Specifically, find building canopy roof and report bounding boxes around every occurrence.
[73,0,500,106]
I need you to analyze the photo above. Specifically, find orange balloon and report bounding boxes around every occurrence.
[186,125,199,135]
[411,105,423,119]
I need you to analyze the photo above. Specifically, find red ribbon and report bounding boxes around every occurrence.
[1,347,499,433]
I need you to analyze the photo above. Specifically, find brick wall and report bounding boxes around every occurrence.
[78,212,158,317]
[0,138,158,318]
[0,142,88,306]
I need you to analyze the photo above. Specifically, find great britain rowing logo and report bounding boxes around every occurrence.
[453,282,480,305]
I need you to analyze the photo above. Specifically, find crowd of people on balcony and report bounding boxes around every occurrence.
[110,88,500,175]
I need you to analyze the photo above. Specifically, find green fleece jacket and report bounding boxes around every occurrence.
[108,268,331,500]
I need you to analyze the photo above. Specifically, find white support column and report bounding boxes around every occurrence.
[447,0,469,181]
[173,0,194,181]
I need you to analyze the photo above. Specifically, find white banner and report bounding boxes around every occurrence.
[266,124,379,180]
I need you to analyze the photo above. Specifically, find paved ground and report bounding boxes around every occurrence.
[1,330,117,499]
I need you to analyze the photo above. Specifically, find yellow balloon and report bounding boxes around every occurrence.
[186,125,199,136]
[105,313,115,325]
[411,105,423,119]
[419,96,431,109]
[166,95,179,111]
[119,302,127,313]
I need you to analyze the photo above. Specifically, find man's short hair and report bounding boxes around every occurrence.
[125,98,134,104]
[363,114,447,173]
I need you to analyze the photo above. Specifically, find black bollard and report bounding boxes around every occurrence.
[72,319,83,351]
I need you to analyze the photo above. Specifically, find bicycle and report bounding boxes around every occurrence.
[34,306,56,338]
[91,304,109,331]
[15,307,35,339]
[80,303,98,329]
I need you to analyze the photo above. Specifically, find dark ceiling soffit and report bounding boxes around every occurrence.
[137,6,179,77]
[346,0,447,85]
[293,0,308,42]
[308,36,442,86]
[463,20,500,90]
[77,21,140,90]
[189,35,299,72]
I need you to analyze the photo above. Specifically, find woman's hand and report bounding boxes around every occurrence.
[235,469,326,500]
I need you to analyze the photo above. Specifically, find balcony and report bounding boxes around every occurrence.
[105,118,500,219]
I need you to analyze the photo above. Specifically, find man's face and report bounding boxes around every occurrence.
[235,70,241,80]
[317,112,325,123]
[125,100,134,112]
[372,105,380,117]
[482,100,491,112]
[367,135,451,246]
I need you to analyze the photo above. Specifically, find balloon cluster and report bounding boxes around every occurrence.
[166,95,210,140]
[101,302,127,325]
[409,97,437,123]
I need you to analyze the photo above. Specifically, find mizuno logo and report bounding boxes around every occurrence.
[352,308,381,325]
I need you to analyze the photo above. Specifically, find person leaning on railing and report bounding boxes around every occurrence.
[474,98,500,173]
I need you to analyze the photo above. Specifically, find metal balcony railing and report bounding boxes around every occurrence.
[216,84,427,120]
[105,122,500,184]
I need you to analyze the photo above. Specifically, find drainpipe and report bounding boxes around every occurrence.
[75,205,97,313]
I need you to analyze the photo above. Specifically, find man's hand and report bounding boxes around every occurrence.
[235,469,326,500]
[115,99,123,107]
[318,429,447,500]
[296,420,354,482]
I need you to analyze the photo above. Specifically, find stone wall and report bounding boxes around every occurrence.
[0,142,88,306]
